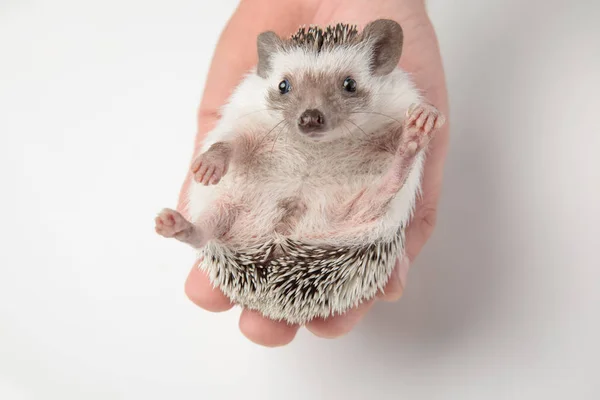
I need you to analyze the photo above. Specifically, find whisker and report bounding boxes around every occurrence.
[271,121,289,152]
[350,111,403,125]
[279,122,293,153]
[233,109,270,122]
[345,120,395,155]
[243,118,287,176]
[282,123,291,151]
[256,119,287,149]
[345,119,370,139]
[343,121,363,142]
[341,121,353,138]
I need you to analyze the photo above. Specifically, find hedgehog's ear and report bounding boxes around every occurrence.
[359,19,403,76]
[257,31,283,78]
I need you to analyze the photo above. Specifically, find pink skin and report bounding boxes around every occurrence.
[156,196,241,248]
[157,104,445,330]
[380,103,445,194]
[191,143,232,185]
[155,208,205,247]
[336,103,445,225]
[159,103,443,247]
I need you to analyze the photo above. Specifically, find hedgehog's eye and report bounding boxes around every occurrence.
[279,79,291,94]
[343,77,357,93]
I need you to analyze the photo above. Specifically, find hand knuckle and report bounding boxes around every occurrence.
[417,204,438,238]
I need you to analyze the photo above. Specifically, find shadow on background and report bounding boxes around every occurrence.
[352,5,532,366]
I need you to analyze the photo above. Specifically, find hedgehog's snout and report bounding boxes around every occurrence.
[298,108,326,135]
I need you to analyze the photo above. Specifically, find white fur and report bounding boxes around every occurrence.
[187,44,423,250]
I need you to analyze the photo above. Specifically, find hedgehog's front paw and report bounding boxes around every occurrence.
[401,103,445,155]
[405,103,445,136]
[191,151,229,185]
[155,208,192,238]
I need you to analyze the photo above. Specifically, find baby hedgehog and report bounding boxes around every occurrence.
[155,19,445,324]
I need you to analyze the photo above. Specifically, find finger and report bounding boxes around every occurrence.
[400,22,450,264]
[404,116,449,263]
[239,309,299,347]
[435,113,446,129]
[184,259,234,312]
[377,257,410,302]
[305,299,375,338]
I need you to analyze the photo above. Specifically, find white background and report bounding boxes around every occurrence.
[1,0,599,399]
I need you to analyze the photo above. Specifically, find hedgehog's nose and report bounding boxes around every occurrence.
[298,109,325,133]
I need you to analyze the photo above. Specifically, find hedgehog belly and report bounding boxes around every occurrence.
[197,226,404,324]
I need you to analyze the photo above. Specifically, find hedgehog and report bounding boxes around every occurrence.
[155,19,446,324]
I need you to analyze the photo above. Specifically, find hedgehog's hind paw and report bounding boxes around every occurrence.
[155,208,206,248]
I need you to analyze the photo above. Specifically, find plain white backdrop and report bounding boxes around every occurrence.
[1,0,599,399]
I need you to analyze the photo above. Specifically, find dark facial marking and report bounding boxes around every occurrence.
[266,71,371,135]
[258,20,405,136]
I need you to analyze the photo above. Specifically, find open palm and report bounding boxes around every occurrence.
[177,0,449,346]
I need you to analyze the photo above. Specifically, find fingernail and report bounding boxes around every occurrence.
[397,257,410,290]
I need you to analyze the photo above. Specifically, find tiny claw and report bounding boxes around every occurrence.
[407,108,424,126]
[416,113,428,129]
[424,114,436,134]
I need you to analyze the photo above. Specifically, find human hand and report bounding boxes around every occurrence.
[177,0,449,346]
